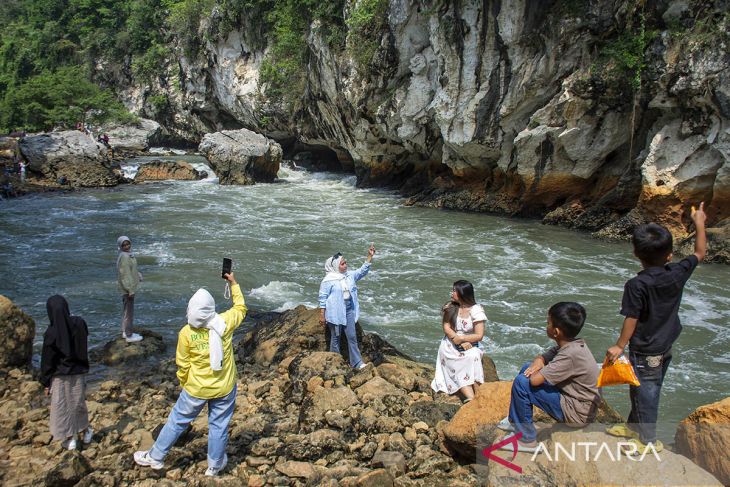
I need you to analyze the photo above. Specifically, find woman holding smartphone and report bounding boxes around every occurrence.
[134,272,247,477]
[318,243,376,370]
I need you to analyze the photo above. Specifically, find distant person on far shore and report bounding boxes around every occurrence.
[40,295,94,450]
[318,244,376,371]
[19,161,26,183]
[497,302,600,453]
[605,203,707,455]
[134,272,247,477]
[431,280,486,403]
[117,236,143,343]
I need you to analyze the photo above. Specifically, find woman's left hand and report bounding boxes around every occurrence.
[367,243,376,259]
[461,343,473,350]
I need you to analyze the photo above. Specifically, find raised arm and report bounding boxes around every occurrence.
[354,243,376,281]
[220,273,247,335]
[691,202,707,261]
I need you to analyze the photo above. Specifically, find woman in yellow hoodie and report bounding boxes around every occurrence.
[133,272,247,477]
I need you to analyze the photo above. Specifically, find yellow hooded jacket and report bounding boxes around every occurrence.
[176,284,247,399]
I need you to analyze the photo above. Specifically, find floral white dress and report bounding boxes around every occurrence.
[431,304,487,394]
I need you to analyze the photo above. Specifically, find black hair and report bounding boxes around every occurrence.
[453,280,476,306]
[548,302,586,339]
[632,223,673,267]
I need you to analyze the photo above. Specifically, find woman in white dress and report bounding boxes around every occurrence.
[431,280,486,403]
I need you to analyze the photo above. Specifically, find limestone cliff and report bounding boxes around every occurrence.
[109,0,729,243]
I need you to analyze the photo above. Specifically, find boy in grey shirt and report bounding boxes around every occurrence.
[499,302,601,452]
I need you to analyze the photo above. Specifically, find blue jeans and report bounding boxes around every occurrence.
[508,363,564,443]
[150,385,236,468]
[328,298,363,368]
[628,349,672,443]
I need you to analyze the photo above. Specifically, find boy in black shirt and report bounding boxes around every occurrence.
[606,203,707,454]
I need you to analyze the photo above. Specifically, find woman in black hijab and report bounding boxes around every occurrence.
[40,295,93,450]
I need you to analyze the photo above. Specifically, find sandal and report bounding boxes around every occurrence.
[606,423,640,440]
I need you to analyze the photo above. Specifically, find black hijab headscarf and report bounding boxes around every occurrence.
[40,295,89,386]
[46,295,76,357]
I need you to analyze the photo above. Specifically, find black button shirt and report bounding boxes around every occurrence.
[620,255,699,354]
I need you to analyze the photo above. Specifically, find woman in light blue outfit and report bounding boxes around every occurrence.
[318,244,376,370]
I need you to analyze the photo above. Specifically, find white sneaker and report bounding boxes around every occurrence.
[124,333,143,343]
[205,454,228,477]
[82,427,94,444]
[62,438,77,450]
[134,450,164,470]
[497,416,516,432]
[356,362,371,370]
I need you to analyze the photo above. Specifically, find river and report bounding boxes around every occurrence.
[0,154,728,443]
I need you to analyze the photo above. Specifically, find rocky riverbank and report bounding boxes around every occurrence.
[0,297,725,486]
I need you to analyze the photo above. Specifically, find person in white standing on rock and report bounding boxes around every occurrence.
[117,236,143,343]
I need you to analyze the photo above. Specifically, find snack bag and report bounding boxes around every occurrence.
[597,355,640,387]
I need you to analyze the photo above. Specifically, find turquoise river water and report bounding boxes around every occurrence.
[0,154,728,443]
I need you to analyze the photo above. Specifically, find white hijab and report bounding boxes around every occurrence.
[116,235,132,270]
[186,288,227,371]
[322,256,346,283]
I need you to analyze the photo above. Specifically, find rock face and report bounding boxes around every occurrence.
[0,295,35,369]
[109,0,729,260]
[675,396,730,485]
[19,131,119,187]
[198,129,282,185]
[133,160,206,182]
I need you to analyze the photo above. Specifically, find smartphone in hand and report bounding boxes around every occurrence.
[222,258,232,278]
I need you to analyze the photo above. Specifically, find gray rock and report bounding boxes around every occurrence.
[198,129,282,185]
[89,329,166,366]
[104,119,162,153]
[371,451,406,477]
[19,131,119,187]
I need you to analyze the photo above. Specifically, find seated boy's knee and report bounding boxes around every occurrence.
[513,372,530,391]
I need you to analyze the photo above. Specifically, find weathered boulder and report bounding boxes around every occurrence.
[198,129,282,185]
[0,295,35,369]
[104,118,162,154]
[89,328,166,366]
[441,380,623,460]
[19,131,119,187]
[133,160,206,182]
[675,396,730,485]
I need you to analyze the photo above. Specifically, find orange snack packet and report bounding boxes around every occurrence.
[597,355,640,387]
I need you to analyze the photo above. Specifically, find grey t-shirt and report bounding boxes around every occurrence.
[540,339,601,424]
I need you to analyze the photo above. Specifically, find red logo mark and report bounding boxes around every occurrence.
[481,432,524,474]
